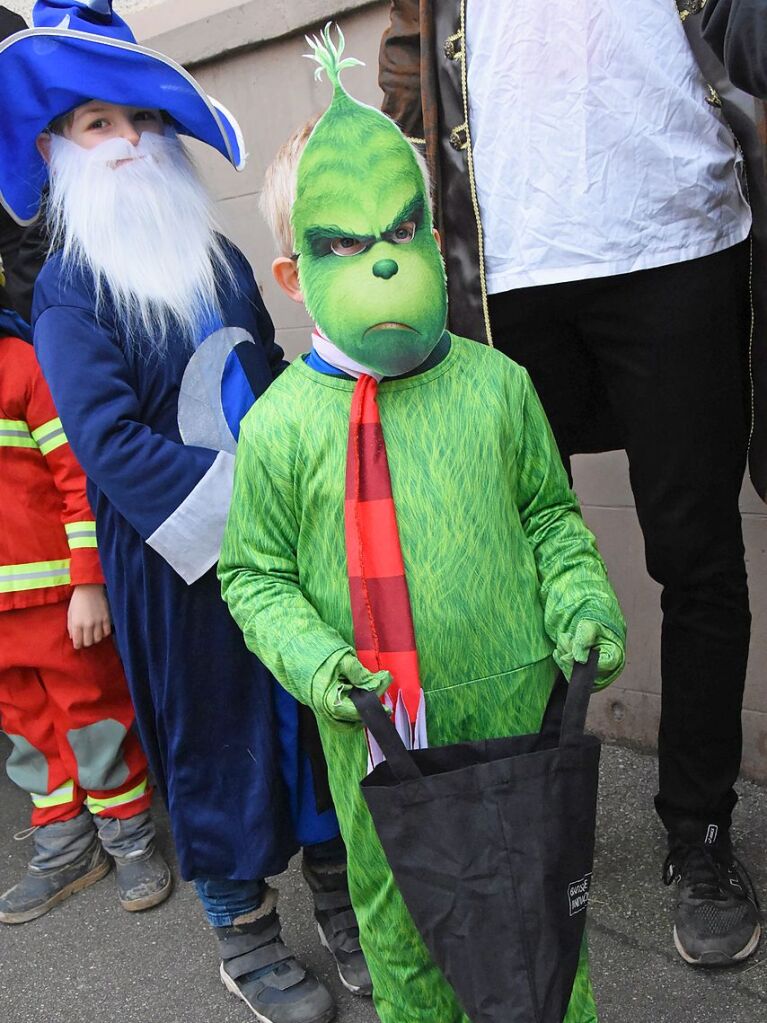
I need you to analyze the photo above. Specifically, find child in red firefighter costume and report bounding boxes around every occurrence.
[0,293,171,924]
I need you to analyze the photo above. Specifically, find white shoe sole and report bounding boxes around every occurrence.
[674,921,762,966]
[317,922,372,996]
[219,962,336,1023]
[220,964,274,1023]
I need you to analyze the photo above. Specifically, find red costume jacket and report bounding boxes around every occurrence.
[0,331,103,612]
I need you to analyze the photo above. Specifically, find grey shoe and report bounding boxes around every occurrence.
[217,887,336,1023]
[94,809,170,911]
[302,858,372,996]
[0,837,110,924]
[664,839,762,966]
[114,844,172,912]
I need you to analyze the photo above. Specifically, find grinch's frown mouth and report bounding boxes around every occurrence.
[364,322,419,336]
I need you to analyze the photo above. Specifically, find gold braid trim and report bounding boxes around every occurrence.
[677,1,709,22]
[458,0,493,346]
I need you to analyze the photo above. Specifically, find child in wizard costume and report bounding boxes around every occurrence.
[219,26,627,1023]
[0,6,371,1020]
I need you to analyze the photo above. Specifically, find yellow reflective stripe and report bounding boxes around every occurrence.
[0,558,71,593]
[31,417,67,456]
[65,521,98,550]
[86,779,148,815]
[0,418,36,449]
[31,780,75,809]
[68,538,98,550]
[0,436,37,449]
[67,538,98,550]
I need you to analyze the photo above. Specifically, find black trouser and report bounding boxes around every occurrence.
[489,241,752,841]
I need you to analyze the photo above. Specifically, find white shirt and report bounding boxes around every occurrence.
[465,0,752,293]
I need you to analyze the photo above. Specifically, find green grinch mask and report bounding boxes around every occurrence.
[293,25,447,378]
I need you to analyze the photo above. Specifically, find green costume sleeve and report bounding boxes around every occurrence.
[219,421,354,711]
[513,369,626,685]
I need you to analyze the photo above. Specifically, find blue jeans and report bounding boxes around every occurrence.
[195,836,346,927]
[194,876,266,928]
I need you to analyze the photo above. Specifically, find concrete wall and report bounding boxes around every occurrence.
[134,0,767,782]
[8,1,162,25]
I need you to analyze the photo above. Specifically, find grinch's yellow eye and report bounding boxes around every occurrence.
[390,221,417,244]
[330,237,368,256]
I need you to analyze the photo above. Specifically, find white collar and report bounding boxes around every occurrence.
[311,327,383,382]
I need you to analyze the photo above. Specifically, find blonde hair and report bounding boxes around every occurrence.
[259,117,319,258]
[259,115,432,259]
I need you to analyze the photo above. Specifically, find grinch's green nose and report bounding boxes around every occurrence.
[372,259,399,280]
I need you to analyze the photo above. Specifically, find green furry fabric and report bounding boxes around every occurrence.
[220,336,624,1022]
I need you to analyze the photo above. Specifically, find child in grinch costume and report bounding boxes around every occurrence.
[220,26,626,1023]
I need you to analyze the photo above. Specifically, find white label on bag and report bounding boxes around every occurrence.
[568,873,592,916]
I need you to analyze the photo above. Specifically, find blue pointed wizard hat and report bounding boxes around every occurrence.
[0,1,246,225]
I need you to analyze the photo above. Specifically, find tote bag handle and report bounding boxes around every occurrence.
[349,689,423,781]
[351,648,600,780]
[538,648,600,749]
[560,648,600,746]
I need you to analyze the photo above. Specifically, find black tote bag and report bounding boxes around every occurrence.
[350,650,601,1023]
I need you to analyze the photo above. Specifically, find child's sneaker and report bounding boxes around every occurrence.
[113,844,172,911]
[664,834,761,966]
[217,886,336,1023]
[302,857,372,996]
[94,809,171,912]
[0,835,109,924]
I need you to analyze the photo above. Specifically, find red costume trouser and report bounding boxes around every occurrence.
[0,601,151,826]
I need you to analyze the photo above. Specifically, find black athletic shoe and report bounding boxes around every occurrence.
[302,857,373,996]
[664,834,761,967]
[216,888,335,1023]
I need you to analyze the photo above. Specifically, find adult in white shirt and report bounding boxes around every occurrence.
[380,0,764,968]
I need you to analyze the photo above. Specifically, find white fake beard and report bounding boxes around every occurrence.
[47,130,233,351]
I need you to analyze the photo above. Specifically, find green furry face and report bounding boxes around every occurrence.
[295,151,446,376]
[292,26,447,377]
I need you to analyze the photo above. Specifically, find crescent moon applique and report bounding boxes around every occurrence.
[177,326,256,454]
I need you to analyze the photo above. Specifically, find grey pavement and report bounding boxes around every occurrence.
[0,736,765,1023]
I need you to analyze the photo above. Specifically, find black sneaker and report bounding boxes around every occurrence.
[664,833,761,967]
[217,888,335,1023]
[302,857,372,996]
[0,838,110,924]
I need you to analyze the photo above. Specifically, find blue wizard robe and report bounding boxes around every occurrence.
[33,242,338,880]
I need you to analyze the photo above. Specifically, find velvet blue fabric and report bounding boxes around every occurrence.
[0,306,32,342]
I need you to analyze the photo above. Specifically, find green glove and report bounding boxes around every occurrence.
[321,653,392,724]
[553,619,625,689]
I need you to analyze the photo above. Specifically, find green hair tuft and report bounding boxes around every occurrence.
[303,22,364,90]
